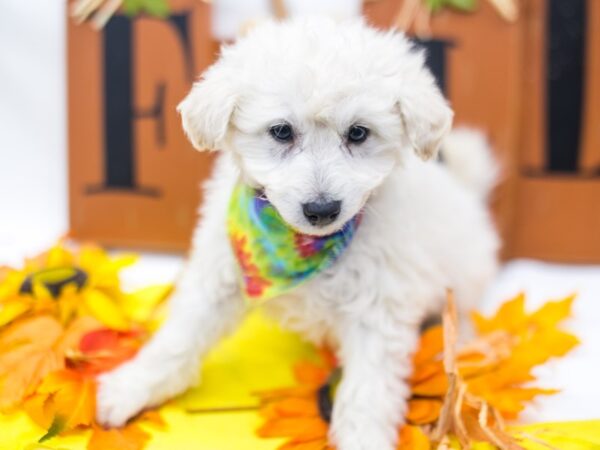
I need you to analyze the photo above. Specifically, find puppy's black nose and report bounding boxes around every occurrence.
[302,201,341,227]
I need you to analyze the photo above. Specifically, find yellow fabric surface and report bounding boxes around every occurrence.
[1,310,599,450]
[467,421,600,449]
[513,421,600,449]
[0,311,314,450]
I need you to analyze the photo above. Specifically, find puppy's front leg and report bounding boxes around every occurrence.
[330,319,420,450]
[96,235,243,427]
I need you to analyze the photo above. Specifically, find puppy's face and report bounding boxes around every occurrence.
[227,86,403,236]
[178,18,452,236]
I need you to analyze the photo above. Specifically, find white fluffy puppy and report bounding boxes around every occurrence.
[97,17,499,450]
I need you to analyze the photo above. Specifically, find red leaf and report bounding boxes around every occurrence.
[67,328,143,375]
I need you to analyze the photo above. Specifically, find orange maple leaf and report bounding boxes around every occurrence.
[87,410,165,450]
[0,316,63,409]
[0,315,100,409]
[398,425,430,450]
[88,423,150,450]
[23,369,96,441]
[21,325,149,443]
[40,370,96,429]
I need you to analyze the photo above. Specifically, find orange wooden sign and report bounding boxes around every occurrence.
[68,0,216,250]
[365,0,524,258]
[366,0,600,262]
[509,0,600,262]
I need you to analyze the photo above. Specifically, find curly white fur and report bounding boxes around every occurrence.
[97,18,499,450]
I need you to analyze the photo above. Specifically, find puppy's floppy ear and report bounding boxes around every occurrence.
[177,63,238,151]
[396,48,454,160]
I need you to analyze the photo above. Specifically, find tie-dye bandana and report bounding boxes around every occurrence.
[227,184,361,303]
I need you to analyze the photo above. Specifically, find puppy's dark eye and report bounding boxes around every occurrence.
[347,125,369,144]
[269,123,294,142]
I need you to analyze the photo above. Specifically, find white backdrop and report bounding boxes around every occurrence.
[0,1,67,265]
[0,0,598,425]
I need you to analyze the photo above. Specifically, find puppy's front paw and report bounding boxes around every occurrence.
[330,417,398,450]
[96,363,151,427]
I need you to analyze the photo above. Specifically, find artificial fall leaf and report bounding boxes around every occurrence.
[398,425,430,450]
[0,241,171,450]
[0,242,137,329]
[137,409,168,431]
[121,284,172,330]
[258,417,330,442]
[412,326,443,365]
[56,316,104,356]
[407,398,443,425]
[261,397,320,420]
[474,387,557,420]
[23,390,56,430]
[86,410,166,450]
[80,290,129,331]
[411,369,448,397]
[529,295,576,328]
[255,351,336,450]
[279,440,332,450]
[39,416,67,443]
[0,315,101,410]
[67,328,144,375]
[470,293,576,337]
[418,293,579,448]
[38,370,96,429]
[0,316,64,409]
[88,423,150,450]
[471,293,527,334]
[24,369,96,439]
[464,295,579,418]
[0,296,30,327]
[24,369,166,449]
[293,361,331,385]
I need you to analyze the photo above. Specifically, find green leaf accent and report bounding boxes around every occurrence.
[123,0,144,16]
[123,0,170,18]
[38,416,66,443]
[425,0,477,12]
[425,0,445,12]
[143,0,170,18]
[446,0,477,12]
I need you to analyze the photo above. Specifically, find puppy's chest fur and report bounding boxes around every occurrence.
[259,170,450,346]
[210,154,496,348]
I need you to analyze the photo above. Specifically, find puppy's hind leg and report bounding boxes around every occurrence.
[96,233,244,427]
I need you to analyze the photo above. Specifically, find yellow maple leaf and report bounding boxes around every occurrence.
[471,292,527,334]
[529,295,576,328]
[466,295,579,419]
